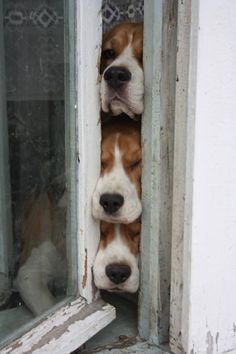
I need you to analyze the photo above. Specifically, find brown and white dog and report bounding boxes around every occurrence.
[93,219,140,293]
[15,193,67,316]
[92,117,142,293]
[100,22,144,119]
[92,117,142,224]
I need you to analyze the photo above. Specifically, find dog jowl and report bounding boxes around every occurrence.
[100,22,144,119]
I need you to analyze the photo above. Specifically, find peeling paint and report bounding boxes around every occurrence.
[23,300,109,354]
[82,248,88,288]
[206,331,214,354]
[4,340,23,354]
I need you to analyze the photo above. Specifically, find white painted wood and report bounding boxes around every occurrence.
[171,1,236,353]
[170,1,198,353]
[139,0,177,345]
[0,0,13,299]
[76,0,103,302]
[1,298,115,354]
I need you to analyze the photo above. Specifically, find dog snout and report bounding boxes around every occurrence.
[105,263,131,285]
[99,193,124,214]
[104,66,131,89]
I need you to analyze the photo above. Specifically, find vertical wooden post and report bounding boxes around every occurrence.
[75,0,103,302]
[139,0,177,344]
[170,1,199,353]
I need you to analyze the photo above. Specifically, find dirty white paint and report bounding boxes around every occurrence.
[139,0,177,345]
[76,0,103,302]
[171,1,236,353]
[1,298,115,354]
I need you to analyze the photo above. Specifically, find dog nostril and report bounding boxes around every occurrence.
[99,193,124,214]
[104,66,131,89]
[105,264,131,285]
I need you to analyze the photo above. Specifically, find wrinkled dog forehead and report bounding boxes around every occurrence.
[99,220,141,255]
[101,122,141,160]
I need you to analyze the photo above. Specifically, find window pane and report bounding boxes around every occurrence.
[0,0,76,345]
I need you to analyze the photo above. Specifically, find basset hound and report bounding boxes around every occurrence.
[92,117,141,293]
[100,22,144,119]
[92,117,142,224]
[93,219,140,293]
[15,193,67,316]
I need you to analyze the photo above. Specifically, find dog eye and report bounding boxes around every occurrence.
[101,161,107,169]
[129,159,141,170]
[103,49,115,60]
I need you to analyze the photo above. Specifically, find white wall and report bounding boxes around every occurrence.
[188,0,236,353]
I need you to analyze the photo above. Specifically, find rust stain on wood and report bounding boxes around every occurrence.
[82,248,88,288]
[4,340,23,354]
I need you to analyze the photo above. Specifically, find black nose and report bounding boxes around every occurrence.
[106,264,131,285]
[104,66,131,89]
[99,193,124,214]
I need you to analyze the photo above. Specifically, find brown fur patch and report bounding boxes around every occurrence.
[101,118,141,196]
[20,193,66,264]
[99,220,141,256]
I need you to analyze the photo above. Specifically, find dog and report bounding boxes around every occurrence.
[15,193,67,316]
[92,117,142,224]
[100,22,144,119]
[93,219,140,293]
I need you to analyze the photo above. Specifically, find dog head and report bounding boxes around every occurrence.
[92,118,142,224]
[100,22,144,119]
[93,219,140,293]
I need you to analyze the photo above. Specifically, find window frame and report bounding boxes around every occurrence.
[1,1,115,352]
[139,0,177,345]
[1,0,200,352]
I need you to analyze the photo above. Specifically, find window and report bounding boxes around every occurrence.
[0,0,190,352]
[0,1,115,352]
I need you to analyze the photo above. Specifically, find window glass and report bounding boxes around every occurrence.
[0,0,76,345]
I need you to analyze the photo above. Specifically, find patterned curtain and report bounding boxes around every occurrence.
[102,0,144,32]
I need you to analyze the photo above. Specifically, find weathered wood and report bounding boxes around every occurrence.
[169,1,199,353]
[139,0,177,345]
[74,0,103,302]
[1,298,115,354]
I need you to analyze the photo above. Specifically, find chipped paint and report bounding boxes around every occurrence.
[2,299,115,354]
[4,340,23,354]
[206,331,214,354]
[82,248,88,288]
[233,323,236,335]
[23,300,108,353]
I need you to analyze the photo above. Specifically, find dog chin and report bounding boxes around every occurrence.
[95,282,139,293]
[92,203,142,224]
[110,99,135,119]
